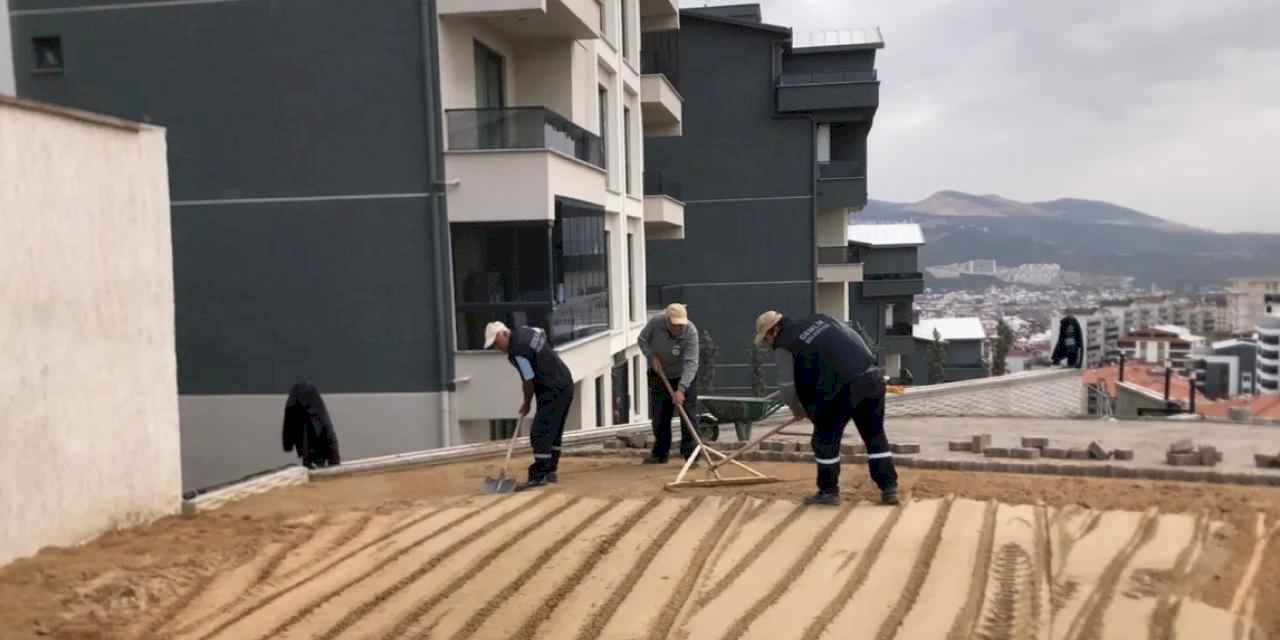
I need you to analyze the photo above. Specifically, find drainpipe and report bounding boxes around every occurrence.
[421,0,458,447]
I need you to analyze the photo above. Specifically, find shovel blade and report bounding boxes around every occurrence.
[484,476,516,494]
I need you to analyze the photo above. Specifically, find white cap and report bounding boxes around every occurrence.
[483,321,510,349]
[754,310,783,347]
[665,303,689,326]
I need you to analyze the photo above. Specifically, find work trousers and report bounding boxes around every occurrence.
[528,386,574,480]
[649,372,699,460]
[811,383,898,495]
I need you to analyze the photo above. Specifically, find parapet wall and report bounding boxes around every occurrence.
[887,369,1084,418]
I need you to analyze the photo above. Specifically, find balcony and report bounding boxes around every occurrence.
[817,161,867,210]
[862,272,925,298]
[438,0,600,41]
[641,74,683,137]
[880,323,916,354]
[643,171,684,240]
[640,0,680,32]
[777,71,879,115]
[817,245,864,283]
[445,107,606,223]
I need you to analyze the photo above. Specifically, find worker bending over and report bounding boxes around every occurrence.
[637,303,700,464]
[754,311,899,506]
[486,321,575,490]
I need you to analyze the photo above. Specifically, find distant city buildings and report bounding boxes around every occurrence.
[1227,277,1280,334]
[1258,294,1280,395]
[1117,326,1205,374]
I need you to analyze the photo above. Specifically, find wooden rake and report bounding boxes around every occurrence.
[655,370,781,490]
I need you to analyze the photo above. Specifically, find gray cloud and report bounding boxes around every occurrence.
[682,0,1280,232]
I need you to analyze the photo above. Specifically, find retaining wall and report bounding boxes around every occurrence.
[0,97,180,566]
[886,369,1084,418]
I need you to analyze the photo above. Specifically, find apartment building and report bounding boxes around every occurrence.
[1118,326,1205,374]
[1191,338,1259,400]
[1227,277,1280,334]
[440,0,682,440]
[847,224,925,380]
[11,0,682,489]
[1259,295,1280,394]
[907,317,989,385]
[643,4,883,392]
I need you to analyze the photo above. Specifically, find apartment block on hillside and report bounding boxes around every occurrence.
[847,224,925,380]
[1118,326,1205,374]
[12,0,682,489]
[643,4,883,392]
[908,317,989,385]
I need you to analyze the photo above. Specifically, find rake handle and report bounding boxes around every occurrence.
[709,416,805,470]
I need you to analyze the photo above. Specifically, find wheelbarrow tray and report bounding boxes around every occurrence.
[701,395,784,424]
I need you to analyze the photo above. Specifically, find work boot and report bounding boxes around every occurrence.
[881,486,900,506]
[516,475,551,492]
[804,492,840,507]
[546,472,559,484]
[642,456,668,465]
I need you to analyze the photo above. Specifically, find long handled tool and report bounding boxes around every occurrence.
[655,369,779,490]
[483,416,525,494]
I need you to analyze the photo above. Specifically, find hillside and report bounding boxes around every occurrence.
[855,192,1280,290]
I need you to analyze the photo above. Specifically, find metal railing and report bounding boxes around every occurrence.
[778,70,878,86]
[643,171,684,201]
[865,272,924,281]
[818,160,867,180]
[446,107,605,169]
[817,245,861,265]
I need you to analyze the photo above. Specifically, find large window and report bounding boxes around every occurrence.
[627,233,636,321]
[551,199,610,344]
[474,41,505,108]
[623,105,633,194]
[621,0,630,63]
[598,87,609,172]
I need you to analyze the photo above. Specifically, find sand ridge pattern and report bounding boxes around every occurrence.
[130,492,1252,640]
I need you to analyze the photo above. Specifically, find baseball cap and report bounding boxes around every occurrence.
[483,321,510,349]
[665,303,689,326]
[754,310,783,347]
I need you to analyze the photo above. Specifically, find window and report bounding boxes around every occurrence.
[621,0,630,61]
[612,355,631,424]
[627,233,636,321]
[473,41,505,109]
[633,356,642,414]
[596,0,607,35]
[551,199,610,343]
[623,106,634,194]
[598,87,609,171]
[451,222,554,350]
[595,376,607,427]
[489,419,517,441]
[884,303,895,330]
[33,36,63,72]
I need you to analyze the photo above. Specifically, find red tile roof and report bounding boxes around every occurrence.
[1083,364,1193,403]
[1197,395,1280,420]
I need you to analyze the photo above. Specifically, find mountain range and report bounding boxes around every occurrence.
[854,191,1280,291]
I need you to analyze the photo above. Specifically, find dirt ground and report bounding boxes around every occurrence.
[2,455,1278,639]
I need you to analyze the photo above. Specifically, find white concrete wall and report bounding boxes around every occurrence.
[0,98,179,566]
[0,0,14,96]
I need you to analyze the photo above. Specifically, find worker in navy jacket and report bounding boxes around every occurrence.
[486,321,575,489]
[755,311,899,506]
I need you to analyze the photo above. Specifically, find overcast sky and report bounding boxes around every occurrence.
[682,0,1280,233]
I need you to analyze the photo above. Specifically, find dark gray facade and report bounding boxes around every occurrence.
[904,338,988,386]
[848,240,923,375]
[12,0,456,489]
[1192,341,1259,399]
[643,7,880,393]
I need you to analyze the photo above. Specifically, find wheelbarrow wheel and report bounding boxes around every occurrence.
[696,416,720,442]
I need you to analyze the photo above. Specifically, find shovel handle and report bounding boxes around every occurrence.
[710,416,805,470]
[654,369,711,452]
[503,416,524,470]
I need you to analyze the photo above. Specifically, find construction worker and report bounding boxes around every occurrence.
[637,303,700,464]
[486,321,575,489]
[754,310,899,506]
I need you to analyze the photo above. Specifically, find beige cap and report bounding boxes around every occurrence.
[483,321,510,349]
[665,303,689,326]
[754,310,783,347]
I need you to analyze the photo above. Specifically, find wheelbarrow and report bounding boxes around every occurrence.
[700,393,786,442]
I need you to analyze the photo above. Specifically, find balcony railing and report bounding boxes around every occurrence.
[779,70,878,86]
[818,160,867,180]
[446,107,605,170]
[644,171,684,201]
[818,245,861,265]
[455,292,610,351]
[885,322,914,336]
[866,272,925,281]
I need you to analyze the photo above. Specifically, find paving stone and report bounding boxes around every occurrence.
[1111,449,1135,461]
[794,442,812,453]
[971,434,992,453]
[766,451,786,462]
[1042,447,1068,459]
[948,440,973,452]
[784,452,808,463]
[1169,438,1196,454]
[1256,454,1280,469]
[1167,452,1201,466]
[1009,447,1041,460]
[891,443,921,455]
[1200,446,1220,467]
[1068,448,1091,460]
[1021,436,1050,449]
[1088,441,1109,460]
[983,447,1011,458]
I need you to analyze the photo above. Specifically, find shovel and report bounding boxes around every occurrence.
[484,416,525,494]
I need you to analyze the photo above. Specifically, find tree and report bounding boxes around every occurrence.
[749,345,768,398]
[927,328,948,385]
[992,318,1015,376]
[696,329,719,395]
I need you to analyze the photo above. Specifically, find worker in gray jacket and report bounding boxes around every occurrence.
[637,303,700,464]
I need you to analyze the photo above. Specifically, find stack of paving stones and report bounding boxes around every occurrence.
[947,434,1134,463]
[947,434,991,453]
[1255,450,1280,469]
[1166,439,1222,467]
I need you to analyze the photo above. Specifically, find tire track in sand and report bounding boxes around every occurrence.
[195,493,543,640]
[738,501,894,640]
[798,500,906,640]
[973,503,1046,640]
[874,496,956,640]
[181,500,466,639]
[817,500,945,640]
[716,501,857,640]
[691,501,806,613]
[468,498,663,640]
[423,498,625,640]
[1147,513,1208,640]
[946,500,999,640]
[319,495,585,640]
[143,536,291,638]
[571,497,704,640]
[1096,512,1196,640]
[1055,508,1157,640]
[273,511,374,582]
